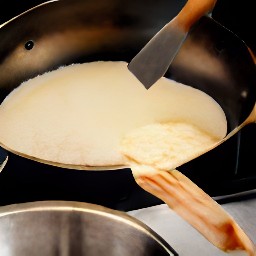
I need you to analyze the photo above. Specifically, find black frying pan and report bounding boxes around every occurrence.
[0,0,255,208]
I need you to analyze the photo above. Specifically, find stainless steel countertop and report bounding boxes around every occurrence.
[128,191,256,256]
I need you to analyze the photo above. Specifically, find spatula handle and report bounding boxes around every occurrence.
[175,0,217,31]
[134,169,256,255]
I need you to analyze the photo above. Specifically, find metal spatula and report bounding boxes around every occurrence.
[128,0,217,89]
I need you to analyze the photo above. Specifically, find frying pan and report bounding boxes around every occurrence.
[0,0,255,207]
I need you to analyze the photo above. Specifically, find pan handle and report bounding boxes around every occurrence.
[0,147,8,173]
[133,169,256,255]
[174,0,217,32]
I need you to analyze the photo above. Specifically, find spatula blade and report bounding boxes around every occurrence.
[128,21,187,89]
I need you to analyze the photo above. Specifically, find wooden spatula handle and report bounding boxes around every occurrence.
[134,169,256,255]
[175,0,217,31]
